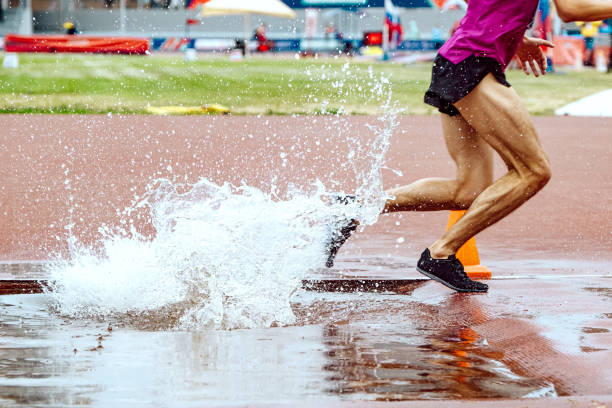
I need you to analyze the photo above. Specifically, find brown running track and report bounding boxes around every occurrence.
[0,114,610,269]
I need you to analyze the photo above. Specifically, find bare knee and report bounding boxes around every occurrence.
[454,187,485,209]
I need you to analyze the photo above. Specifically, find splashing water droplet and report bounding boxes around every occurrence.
[46,72,401,330]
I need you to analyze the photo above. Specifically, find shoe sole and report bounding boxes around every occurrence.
[416,266,488,293]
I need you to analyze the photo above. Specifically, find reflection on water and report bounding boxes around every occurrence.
[314,291,556,401]
[0,290,556,407]
[321,323,554,400]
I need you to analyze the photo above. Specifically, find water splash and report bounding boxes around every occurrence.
[46,69,400,330]
[48,180,333,329]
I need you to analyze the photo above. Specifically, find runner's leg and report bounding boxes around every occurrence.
[384,114,494,212]
[429,74,551,259]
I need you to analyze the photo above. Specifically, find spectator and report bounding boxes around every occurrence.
[432,25,443,49]
[576,20,602,65]
[63,21,77,35]
[534,0,555,72]
[324,23,343,41]
[325,23,335,39]
[607,18,612,72]
[407,20,419,40]
[234,39,246,56]
[253,23,274,53]
[342,41,354,56]
[441,0,467,11]
[450,20,460,37]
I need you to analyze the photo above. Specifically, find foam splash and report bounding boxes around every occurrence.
[48,180,336,329]
[46,68,399,330]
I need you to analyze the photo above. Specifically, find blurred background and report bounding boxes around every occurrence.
[0,0,609,69]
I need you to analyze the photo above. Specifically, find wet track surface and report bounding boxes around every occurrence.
[1,277,611,406]
[0,115,611,265]
[0,115,611,407]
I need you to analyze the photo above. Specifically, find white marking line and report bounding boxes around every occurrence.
[490,274,612,280]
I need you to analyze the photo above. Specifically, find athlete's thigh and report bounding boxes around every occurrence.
[441,113,493,186]
[453,74,549,175]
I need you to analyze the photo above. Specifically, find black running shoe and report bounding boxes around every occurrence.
[325,195,358,268]
[416,248,488,293]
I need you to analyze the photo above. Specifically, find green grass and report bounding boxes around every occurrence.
[0,53,609,115]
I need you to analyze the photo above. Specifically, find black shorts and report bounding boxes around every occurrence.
[424,54,511,116]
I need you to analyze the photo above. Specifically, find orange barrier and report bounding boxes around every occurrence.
[4,34,149,55]
[446,210,491,279]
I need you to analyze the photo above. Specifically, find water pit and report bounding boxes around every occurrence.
[1,287,563,406]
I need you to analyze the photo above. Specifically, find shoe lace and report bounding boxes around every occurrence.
[452,259,473,283]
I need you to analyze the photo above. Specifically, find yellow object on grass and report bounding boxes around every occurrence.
[361,46,384,57]
[145,104,230,115]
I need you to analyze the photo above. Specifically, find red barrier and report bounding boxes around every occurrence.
[551,35,584,66]
[4,34,149,55]
[363,31,383,47]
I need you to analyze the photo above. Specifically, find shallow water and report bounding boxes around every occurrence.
[0,290,557,407]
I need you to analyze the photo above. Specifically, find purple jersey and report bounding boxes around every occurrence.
[439,0,539,70]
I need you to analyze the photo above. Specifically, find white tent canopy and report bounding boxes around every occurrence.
[198,0,296,56]
[199,0,297,18]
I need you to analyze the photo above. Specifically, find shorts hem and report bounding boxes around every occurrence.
[424,54,511,116]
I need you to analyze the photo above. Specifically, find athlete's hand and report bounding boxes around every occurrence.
[515,36,555,77]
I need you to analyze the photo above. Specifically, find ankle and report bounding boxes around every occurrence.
[428,243,455,260]
[382,199,397,214]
